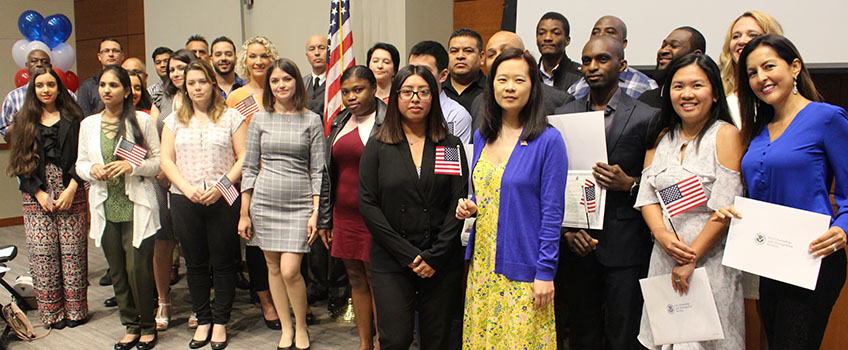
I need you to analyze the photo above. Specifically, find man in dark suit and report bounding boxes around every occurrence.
[304,34,327,118]
[553,36,658,350]
[468,31,574,133]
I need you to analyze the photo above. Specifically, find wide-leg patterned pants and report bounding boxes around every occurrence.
[21,163,89,325]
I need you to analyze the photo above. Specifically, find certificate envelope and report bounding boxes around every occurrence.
[639,268,724,345]
[547,111,608,170]
[722,196,828,290]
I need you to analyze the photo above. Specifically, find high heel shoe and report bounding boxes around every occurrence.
[264,317,282,330]
[277,331,294,350]
[294,329,310,350]
[211,325,228,350]
[155,303,171,331]
[113,334,139,350]
[189,326,212,349]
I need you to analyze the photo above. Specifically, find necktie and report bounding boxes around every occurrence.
[313,77,320,92]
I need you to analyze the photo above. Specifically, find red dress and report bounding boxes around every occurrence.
[330,128,371,261]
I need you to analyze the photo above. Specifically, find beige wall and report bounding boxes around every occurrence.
[144,0,451,81]
[0,1,76,220]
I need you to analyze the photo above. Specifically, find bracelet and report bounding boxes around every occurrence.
[313,207,319,212]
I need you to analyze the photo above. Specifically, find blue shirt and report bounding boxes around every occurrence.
[568,66,657,100]
[465,127,568,282]
[439,91,472,143]
[741,102,848,231]
[219,75,246,100]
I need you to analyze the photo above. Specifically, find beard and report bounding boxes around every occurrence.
[214,61,233,76]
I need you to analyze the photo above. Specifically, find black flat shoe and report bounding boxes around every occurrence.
[189,327,212,349]
[104,296,118,307]
[211,338,228,350]
[264,318,281,330]
[50,319,66,330]
[136,333,158,350]
[67,317,87,328]
[114,336,139,350]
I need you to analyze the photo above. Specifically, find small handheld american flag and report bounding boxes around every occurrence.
[215,175,239,206]
[434,145,462,176]
[234,95,260,118]
[114,136,147,167]
[656,175,707,218]
[579,179,598,213]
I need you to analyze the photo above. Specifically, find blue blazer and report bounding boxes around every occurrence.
[465,127,568,282]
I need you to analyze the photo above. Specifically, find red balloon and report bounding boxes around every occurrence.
[63,70,79,93]
[14,69,29,88]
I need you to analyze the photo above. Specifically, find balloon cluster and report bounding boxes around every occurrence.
[11,10,78,92]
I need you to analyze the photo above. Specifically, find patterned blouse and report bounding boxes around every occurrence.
[164,108,245,195]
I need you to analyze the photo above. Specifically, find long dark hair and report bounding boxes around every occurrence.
[375,65,448,144]
[164,49,196,97]
[737,34,822,146]
[7,68,82,177]
[99,65,147,149]
[480,48,548,143]
[648,53,733,149]
[262,58,307,112]
[129,71,153,111]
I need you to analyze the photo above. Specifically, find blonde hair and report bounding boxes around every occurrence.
[235,36,280,83]
[719,11,783,95]
[177,60,227,124]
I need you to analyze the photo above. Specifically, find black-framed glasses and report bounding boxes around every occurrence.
[397,89,432,101]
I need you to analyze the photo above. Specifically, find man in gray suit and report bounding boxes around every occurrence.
[553,35,658,350]
[304,34,327,118]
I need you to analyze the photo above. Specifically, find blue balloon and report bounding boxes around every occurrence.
[18,10,43,41]
[40,14,72,49]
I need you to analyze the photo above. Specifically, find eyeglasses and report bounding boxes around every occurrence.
[397,89,432,101]
[99,48,122,54]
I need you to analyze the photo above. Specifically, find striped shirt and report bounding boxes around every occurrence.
[1,84,77,137]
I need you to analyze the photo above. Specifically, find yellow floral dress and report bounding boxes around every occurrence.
[463,151,556,350]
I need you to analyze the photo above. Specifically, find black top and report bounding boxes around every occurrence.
[18,117,83,197]
[541,53,582,91]
[442,70,486,114]
[76,74,104,117]
[358,134,468,272]
[317,98,387,229]
[637,87,662,109]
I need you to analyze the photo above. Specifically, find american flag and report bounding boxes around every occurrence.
[434,146,462,176]
[114,136,147,167]
[325,0,355,134]
[657,175,707,218]
[579,179,597,213]
[215,175,239,206]
[234,95,260,119]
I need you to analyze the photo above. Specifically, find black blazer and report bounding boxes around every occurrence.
[546,54,582,91]
[358,134,468,272]
[554,92,659,267]
[317,98,387,229]
[305,73,326,118]
[17,117,84,197]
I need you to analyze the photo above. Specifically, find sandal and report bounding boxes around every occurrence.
[188,312,198,329]
[155,302,171,330]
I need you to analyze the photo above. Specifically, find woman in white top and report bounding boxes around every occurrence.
[76,65,161,350]
[719,11,783,128]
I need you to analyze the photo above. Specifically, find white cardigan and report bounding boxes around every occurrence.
[76,111,161,248]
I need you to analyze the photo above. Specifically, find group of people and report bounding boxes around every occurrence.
[2,8,846,350]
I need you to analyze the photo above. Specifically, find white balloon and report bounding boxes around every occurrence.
[51,43,76,71]
[12,39,29,69]
[24,41,52,65]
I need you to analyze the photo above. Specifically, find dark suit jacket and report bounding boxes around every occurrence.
[469,84,575,133]
[305,73,325,117]
[359,135,468,273]
[17,117,84,197]
[554,92,658,267]
[317,98,387,229]
[637,87,662,108]
[545,54,582,91]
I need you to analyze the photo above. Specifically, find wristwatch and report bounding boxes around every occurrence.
[629,180,639,196]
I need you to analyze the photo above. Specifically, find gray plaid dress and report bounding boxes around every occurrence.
[241,110,325,252]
